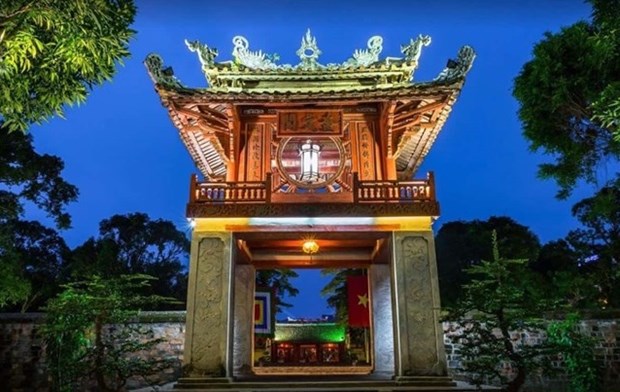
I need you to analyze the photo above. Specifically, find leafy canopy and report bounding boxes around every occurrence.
[0,0,136,132]
[513,0,620,198]
[435,216,541,307]
[66,213,190,308]
[0,127,76,309]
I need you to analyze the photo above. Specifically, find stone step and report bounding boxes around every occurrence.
[174,377,499,391]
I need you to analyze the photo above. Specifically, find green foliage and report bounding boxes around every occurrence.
[547,314,600,392]
[0,257,30,307]
[446,231,551,392]
[256,269,299,312]
[436,216,541,307]
[42,275,175,392]
[565,179,620,308]
[65,213,190,308]
[0,126,76,310]
[513,0,620,198]
[0,126,78,227]
[0,0,136,132]
[320,269,363,324]
[1,220,71,311]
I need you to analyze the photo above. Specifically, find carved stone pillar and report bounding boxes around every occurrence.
[232,263,255,376]
[184,232,233,377]
[370,263,394,377]
[392,231,447,377]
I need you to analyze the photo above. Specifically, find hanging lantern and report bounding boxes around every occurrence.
[299,139,321,181]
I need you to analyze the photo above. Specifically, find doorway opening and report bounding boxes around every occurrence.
[252,268,373,374]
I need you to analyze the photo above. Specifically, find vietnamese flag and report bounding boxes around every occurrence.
[347,275,370,327]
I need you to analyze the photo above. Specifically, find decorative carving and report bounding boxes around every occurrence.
[179,30,447,73]
[296,29,322,70]
[232,36,279,70]
[186,200,440,218]
[144,53,183,88]
[435,45,476,81]
[275,136,347,190]
[345,36,383,67]
[191,237,226,373]
[401,35,432,64]
[185,39,218,68]
[398,235,442,374]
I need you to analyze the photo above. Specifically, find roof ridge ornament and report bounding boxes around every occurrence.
[345,36,383,67]
[144,53,184,88]
[232,36,279,70]
[185,39,218,68]
[435,45,476,81]
[402,34,431,64]
[296,29,322,70]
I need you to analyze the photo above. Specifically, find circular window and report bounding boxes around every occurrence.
[276,137,346,190]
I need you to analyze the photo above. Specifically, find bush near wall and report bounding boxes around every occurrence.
[0,312,185,391]
[443,318,620,392]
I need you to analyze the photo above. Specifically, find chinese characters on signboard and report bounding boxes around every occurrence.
[278,110,342,136]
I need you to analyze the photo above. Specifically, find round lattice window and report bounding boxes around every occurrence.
[275,137,346,190]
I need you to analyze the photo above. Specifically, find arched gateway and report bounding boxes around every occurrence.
[146,31,474,388]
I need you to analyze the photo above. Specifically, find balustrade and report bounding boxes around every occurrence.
[356,180,432,202]
[193,180,267,203]
[189,172,435,205]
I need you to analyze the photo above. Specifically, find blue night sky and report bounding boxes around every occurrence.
[31,0,597,318]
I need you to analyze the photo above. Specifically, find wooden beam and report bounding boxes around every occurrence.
[393,100,446,123]
[252,259,374,269]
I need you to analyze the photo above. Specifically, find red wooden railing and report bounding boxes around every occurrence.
[189,172,435,204]
[190,174,270,203]
[354,172,435,203]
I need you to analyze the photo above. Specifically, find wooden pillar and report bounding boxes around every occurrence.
[184,232,234,378]
[391,231,448,378]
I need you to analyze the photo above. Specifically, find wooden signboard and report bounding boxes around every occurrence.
[277,110,343,137]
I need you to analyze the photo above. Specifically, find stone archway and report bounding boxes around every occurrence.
[182,224,448,381]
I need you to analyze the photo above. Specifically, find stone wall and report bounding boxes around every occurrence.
[1,312,618,391]
[443,319,620,392]
[0,312,185,392]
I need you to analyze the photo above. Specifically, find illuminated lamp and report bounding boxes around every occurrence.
[299,139,321,181]
[302,239,319,255]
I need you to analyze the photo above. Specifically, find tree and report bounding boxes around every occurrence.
[0,0,136,132]
[65,213,190,308]
[255,269,299,313]
[446,231,550,392]
[1,220,71,312]
[532,239,599,309]
[42,275,174,392]
[513,0,620,198]
[435,216,541,307]
[0,128,77,309]
[565,179,620,308]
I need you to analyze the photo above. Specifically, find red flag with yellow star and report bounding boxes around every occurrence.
[347,275,370,327]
